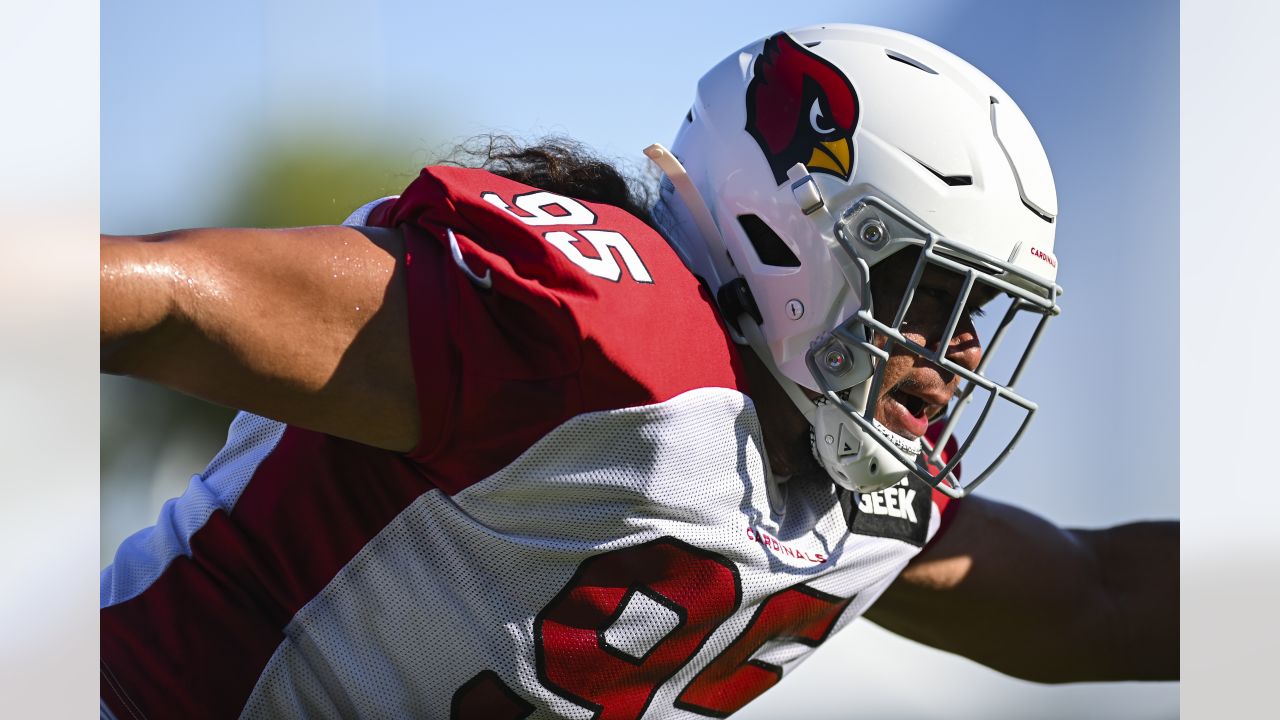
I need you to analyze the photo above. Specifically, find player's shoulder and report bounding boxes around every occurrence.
[379,165,654,236]
[360,166,746,477]
[369,164,747,410]
[382,165,670,280]
[376,165,734,355]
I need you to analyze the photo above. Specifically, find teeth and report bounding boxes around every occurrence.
[873,418,923,455]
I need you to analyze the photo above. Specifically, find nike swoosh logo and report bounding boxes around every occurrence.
[447,228,492,289]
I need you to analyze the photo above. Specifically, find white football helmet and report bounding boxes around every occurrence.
[646,24,1062,498]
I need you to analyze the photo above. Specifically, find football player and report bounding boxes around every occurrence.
[100,24,1176,719]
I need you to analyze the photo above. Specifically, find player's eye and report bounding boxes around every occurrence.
[900,286,987,326]
[914,287,951,308]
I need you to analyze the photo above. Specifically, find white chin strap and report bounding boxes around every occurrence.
[872,418,923,456]
[737,313,918,494]
[809,386,921,494]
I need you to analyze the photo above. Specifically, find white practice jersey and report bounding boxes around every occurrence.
[101,168,958,720]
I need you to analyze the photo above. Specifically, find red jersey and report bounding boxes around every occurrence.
[101,167,956,719]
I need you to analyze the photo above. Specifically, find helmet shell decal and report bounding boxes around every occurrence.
[745,32,860,185]
[658,23,1061,498]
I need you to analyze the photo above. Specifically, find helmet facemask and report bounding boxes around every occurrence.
[804,195,1061,498]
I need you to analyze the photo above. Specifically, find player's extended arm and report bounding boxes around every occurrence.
[864,495,1177,683]
[101,226,419,451]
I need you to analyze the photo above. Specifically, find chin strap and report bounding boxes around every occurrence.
[811,392,922,456]
[870,417,923,456]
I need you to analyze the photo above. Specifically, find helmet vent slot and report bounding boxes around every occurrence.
[885,49,938,75]
[989,96,1057,223]
[912,156,972,186]
[738,214,801,267]
[1021,198,1055,223]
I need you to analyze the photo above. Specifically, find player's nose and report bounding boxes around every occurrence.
[945,320,983,373]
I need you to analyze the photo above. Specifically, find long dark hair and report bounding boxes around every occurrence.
[441,135,657,228]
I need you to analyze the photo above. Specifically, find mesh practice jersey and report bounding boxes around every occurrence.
[100,167,957,720]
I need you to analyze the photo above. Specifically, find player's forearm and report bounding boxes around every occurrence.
[100,233,190,377]
[867,498,1178,683]
[983,521,1179,683]
[957,520,1180,683]
[1072,520,1179,681]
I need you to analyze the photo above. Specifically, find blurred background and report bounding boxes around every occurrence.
[99,0,1178,717]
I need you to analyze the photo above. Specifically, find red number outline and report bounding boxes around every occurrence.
[533,537,741,720]
[674,583,854,718]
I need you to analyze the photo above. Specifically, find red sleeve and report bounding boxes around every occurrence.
[924,424,963,547]
[370,167,745,494]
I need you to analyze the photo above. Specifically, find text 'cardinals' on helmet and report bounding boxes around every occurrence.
[646,24,1062,498]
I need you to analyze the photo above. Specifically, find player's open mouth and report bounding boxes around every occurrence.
[882,389,931,440]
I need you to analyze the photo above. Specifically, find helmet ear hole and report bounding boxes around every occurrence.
[738,214,801,267]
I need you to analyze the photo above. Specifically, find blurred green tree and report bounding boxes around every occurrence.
[226,133,426,227]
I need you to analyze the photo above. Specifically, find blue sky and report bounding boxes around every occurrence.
[101,1,1178,716]
[103,0,1180,522]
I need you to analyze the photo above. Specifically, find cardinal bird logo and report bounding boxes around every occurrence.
[746,33,860,186]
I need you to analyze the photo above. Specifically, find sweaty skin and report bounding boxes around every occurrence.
[101,227,1177,683]
[101,226,420,452]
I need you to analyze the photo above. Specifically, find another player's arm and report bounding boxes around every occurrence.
[101,226,419,451]
[864,495,1177,683]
